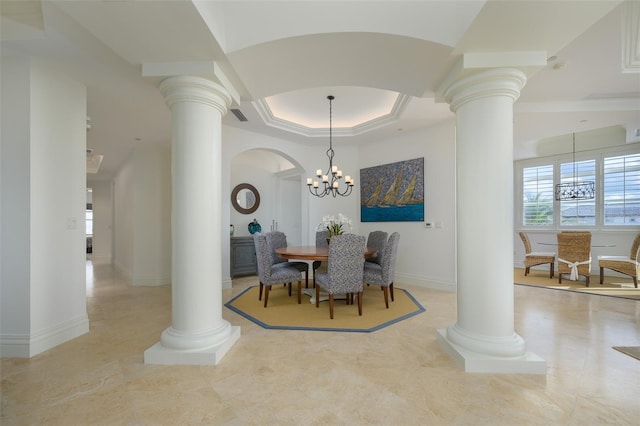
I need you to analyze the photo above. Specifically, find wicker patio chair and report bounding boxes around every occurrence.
[253,234,303,307]
[519,232,555,278]
[265,231,309,288]
[598,233,640,288]
[315,234,366,319]
[365,230,388,265]
[557,231,592,286]
[364,232,400,308]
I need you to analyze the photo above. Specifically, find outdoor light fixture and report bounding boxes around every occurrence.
[555,132,595,201]
[307,95,354,198]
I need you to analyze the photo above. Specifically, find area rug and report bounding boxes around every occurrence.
[514,268,639,301]
[225,284,425,332]
[613,346,640,361]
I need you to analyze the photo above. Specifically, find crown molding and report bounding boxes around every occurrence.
[252,94,411,138]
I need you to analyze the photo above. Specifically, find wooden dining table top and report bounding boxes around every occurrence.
[275,245,377,261]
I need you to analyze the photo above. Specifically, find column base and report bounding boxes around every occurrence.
[144,326,240,365]
[437,329,546,374]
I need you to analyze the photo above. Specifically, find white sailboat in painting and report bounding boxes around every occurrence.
[396,173,418,206]
[379,170,403,207]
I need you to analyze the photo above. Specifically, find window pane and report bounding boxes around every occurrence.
[86,210,93,236]
[522,165,554,226]
[559,159,596,226]
[604,153,640,225]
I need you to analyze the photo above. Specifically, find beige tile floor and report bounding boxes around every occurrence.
[1,262,639,425]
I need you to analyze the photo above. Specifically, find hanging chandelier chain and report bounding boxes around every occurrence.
[572,132,577,184]
[326,95,335,173]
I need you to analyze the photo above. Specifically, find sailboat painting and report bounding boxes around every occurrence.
[360,157,424,222]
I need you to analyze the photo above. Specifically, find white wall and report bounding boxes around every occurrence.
[112,143,171,286]
[131,144,171,285]
[359,120,458,290]
[1,56,89,357]
[113,152,134,281]
[1,54,32,346]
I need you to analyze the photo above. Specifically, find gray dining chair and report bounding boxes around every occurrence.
[363,232,400,308]
[253,234,303,307]
[265,231,309,288]
[315,234,366,319]
[365,230,388,265]
[312,229,329,287]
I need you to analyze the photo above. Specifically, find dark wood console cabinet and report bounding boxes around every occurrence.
[230,236,257,278]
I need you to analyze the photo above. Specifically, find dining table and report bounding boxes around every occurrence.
[275,245,378,303]
[537,242,616,248]
[275,245,378,261]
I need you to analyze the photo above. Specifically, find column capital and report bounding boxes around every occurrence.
[443,68,527,113]
[159,75,232,115]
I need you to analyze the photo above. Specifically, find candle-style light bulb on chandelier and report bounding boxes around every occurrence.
[554,132,595,201]
[307,95,355,198]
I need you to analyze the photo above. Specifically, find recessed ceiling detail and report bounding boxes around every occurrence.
[253,88,411,138]
[87,154,103,174]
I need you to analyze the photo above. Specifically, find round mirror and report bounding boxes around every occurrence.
[231,183,260,214]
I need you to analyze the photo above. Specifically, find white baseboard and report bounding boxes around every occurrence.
[222,277,232,290]
[395,272,456,292]
[0,315,89,358]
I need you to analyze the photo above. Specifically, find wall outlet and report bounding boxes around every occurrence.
[424,222,433,228]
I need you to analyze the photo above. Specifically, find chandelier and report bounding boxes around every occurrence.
[307,96,355,198]
[554,132,595,201]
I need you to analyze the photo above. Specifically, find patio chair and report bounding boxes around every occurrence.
[557,231,592,286]
[598,233,640,288]
[519,231,555,278]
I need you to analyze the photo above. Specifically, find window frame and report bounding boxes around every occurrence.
[515,145,640,231]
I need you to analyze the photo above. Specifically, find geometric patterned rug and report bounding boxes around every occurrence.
[225,284,425,333]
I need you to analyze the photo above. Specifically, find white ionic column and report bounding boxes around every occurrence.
[145,75,240,365]
[437,68,545,374]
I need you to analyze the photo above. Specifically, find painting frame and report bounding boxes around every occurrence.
[360,157,424,222]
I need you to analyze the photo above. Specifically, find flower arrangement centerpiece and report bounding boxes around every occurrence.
[316,213,353,241]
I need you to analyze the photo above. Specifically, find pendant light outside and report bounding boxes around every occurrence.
[554,133,595,201]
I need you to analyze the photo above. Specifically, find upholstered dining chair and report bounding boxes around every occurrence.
[365,230,388,265]
[253,234,303,307]
[265,231,309,288]
[519,231,555,278]
[363,232,400,308]
[315,234,366,319]
[557,231,592,286]
[312,229,329,287]
[598,233,640,288]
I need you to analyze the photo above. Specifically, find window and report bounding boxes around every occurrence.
[86,203,93,236]
[517,147,640,228]
[522,165,553,226]
[603,153,640,225]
